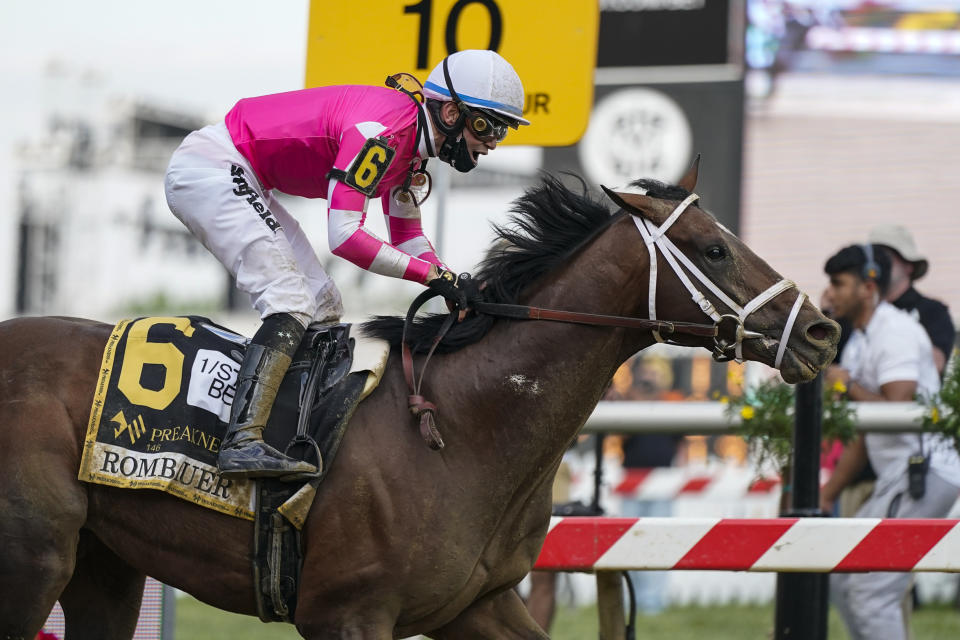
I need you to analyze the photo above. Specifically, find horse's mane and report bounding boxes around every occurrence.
[361,174,620,353]
[628,178,694,203]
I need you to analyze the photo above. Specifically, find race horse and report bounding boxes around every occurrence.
[0,161,839,639]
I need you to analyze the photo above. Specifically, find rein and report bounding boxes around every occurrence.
[470,301,718,338]
[401,289,455,450]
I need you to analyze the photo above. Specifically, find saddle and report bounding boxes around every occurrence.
[260,323,362,489]
[252,323,371,623]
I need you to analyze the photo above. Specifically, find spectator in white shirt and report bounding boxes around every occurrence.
[820,244,960,640]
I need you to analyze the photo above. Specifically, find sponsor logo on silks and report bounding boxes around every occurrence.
[111,410,146,445]
[230,164,281,233]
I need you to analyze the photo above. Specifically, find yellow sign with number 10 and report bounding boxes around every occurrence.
[305,1,599,147]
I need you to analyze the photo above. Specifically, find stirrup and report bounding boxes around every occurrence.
[284,434,324,476]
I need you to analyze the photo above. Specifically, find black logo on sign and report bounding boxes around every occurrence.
[231,165,281,233]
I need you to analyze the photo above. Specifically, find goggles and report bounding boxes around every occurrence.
[464,109,511,143]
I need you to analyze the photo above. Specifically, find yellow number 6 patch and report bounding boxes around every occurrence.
[341,137,396,197]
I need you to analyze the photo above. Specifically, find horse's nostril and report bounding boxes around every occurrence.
[806,319,840,344]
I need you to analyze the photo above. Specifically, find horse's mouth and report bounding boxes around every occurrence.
[778,351,813,384]
[751,335,815,373]
[780,343,834,384]
[792,349,818,377]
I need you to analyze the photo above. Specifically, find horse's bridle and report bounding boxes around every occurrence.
[628,192,807,368]
[401,193,808,449]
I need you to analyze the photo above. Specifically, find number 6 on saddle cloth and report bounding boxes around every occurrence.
[78,317,377,522]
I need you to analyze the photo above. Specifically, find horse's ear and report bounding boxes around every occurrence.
[677,154,701,192]
[601,185,657,217]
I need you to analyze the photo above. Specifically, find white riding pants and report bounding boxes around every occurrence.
[830,469,960,640]
[164,123,342,327]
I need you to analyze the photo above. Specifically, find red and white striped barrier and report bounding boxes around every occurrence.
[534,517,960,573]
[613,468,781,500]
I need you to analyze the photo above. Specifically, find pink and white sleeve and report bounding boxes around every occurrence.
[382,185,446,270]
[327,179,434,284]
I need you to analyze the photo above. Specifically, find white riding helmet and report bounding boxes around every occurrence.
[423,49,530,126]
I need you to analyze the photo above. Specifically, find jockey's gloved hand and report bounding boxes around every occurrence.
[427,268,478,311]
[457,273,482,305]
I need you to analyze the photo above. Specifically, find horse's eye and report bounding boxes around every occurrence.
[705,245,726,261]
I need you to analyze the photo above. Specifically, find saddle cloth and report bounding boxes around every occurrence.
[78,316,388,522]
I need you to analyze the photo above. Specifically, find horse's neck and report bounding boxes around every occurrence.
[438,228,652,466]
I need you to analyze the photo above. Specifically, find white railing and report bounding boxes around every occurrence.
[582,401,925,434]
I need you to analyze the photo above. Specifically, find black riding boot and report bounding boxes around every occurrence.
[218,314,316,481]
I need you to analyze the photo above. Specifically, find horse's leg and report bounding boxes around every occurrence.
[428,589,550,640]
[58,530,146,640]
[0,396,88,639]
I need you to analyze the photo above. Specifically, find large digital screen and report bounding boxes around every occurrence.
[747,1,960,74]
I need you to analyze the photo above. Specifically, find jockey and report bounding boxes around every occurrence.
[164,49,530,481]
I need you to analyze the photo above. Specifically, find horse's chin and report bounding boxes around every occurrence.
[778,348,822,384]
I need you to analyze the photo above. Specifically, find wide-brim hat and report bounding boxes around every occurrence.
[868,224,929,280]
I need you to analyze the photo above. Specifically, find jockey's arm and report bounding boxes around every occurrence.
[381,185,447,271]
[326,178,439,284]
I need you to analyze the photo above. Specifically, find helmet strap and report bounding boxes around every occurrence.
[412,96,435,159]
[426,98,464,138]
[444,137,477,173]
[423,56,477,173]
[437,56,472,134]
[425,99,474,172]
[442,56,468,111]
